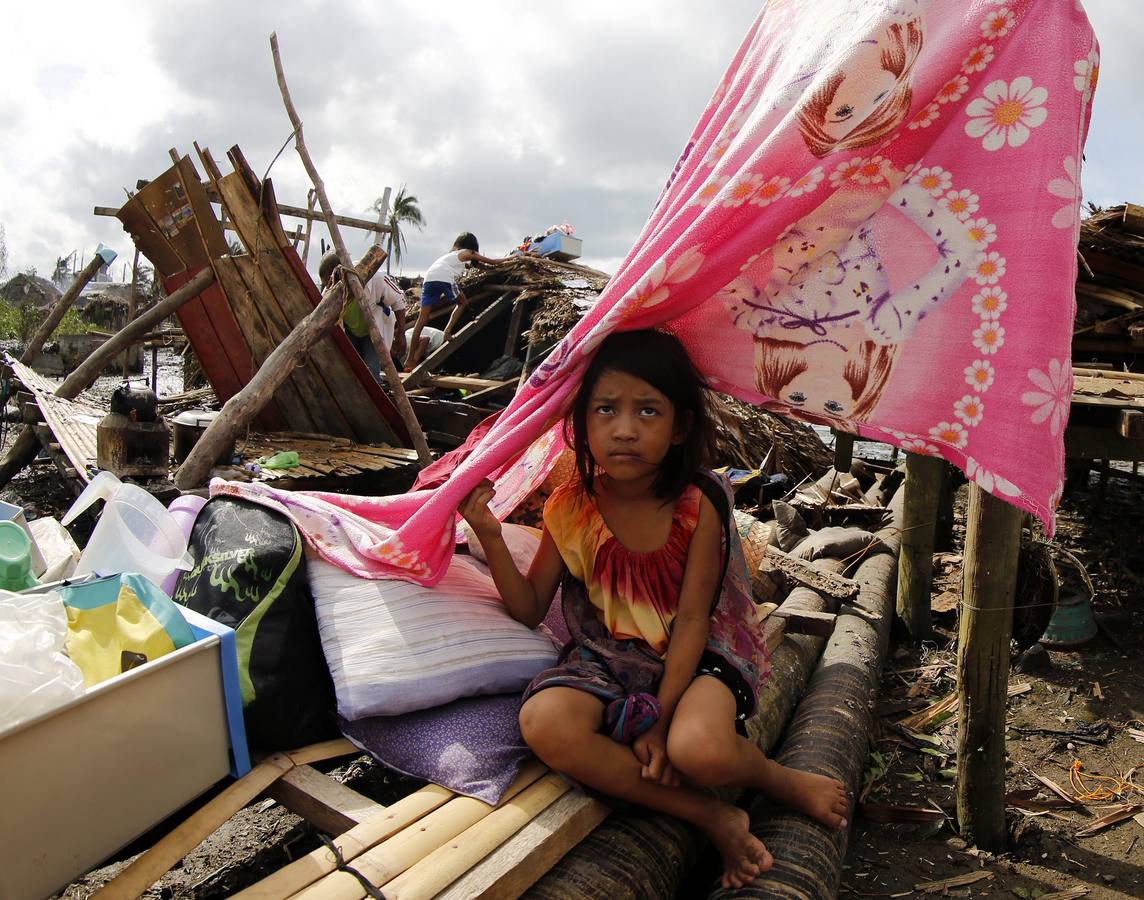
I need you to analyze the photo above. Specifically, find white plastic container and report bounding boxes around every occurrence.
[61,471,194,592]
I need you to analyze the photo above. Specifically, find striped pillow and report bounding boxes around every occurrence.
[309,553,559,719]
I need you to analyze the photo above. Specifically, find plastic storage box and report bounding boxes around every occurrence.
[0,604,249,900]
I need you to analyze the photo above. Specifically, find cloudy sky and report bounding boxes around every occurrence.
[0,1,1139,283]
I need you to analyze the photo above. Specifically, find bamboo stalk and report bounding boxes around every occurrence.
[956,484,1022,851]
[269,32,432,466]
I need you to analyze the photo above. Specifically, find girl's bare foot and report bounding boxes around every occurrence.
[765,763,850,828]
[706,804,773,890]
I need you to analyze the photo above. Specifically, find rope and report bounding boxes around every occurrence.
[317,833,387,899]
[1068,759,1143,802]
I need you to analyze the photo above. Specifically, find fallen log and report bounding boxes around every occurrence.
[21,247,115,365]
[175,247,384,489]
[723,486,904,900]
[758,545,860,601]
[0,267,215,489]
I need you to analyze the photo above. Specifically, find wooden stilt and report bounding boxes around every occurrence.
[956,484,1022,851]
[895,452,945,642]
[122,247,141,378]
[20,250,110,366]
[832,430,854,473]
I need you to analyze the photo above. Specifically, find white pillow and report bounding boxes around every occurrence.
[462,522,543,573]
[309,553,559,719]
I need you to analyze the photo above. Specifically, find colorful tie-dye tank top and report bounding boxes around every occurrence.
[542,479,702,656]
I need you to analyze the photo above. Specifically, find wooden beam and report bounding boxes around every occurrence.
[1123,202,1144,234]
[832,430,854,473]
[896,452,945,642]
[402,292,515,389]
[95,199,389,235]
[426,375,512,392]
[21,251,109,365]
[956,484,1022,852]
[266,765,386,837]
[770,607,839,637]
[758,545,860,601]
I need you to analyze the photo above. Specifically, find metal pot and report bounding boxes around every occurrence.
[171,410,234,465]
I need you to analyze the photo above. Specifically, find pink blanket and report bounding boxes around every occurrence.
[214,0,1097,579]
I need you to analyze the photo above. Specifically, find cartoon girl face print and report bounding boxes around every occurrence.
[724,170,979,423]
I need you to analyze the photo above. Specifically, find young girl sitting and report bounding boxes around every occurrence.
[459,329,849,889]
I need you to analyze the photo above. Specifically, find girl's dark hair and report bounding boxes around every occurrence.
[565,329,713,500]
[453,232,479,252]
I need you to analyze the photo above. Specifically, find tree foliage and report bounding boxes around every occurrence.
[373,186,426,274]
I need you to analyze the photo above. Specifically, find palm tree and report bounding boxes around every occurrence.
[373,185,426,274]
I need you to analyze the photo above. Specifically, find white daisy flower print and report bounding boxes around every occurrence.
[966,457,1021,496]
[910,166,953,197]
[929,421,969,449]
[787,167,824,198]
[965,77,1049,151]
[1073,48,1099,96]
[936,74,970,105]
[1021,359,1071,435]
[973,251,1007,285]
[973,321,1006,355]
[829,157,866,187]
[954,394,985,426]
[901,438,941,456]
[907,102,940,130]
[750,175,791,207]
[962,43,995,74]
[722,174,766,208]
[940,189,980,221]
[965,217,997,248]
[981,7,1015,40]
[971,286,1008,320]
[964,360,995,392]
[692,176,729,207]
[1047,156,1080,230]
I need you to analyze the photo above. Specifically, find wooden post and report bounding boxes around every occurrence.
[20,249,114,366]
[956,484,1022,851]
[832,429,854,473]
[122,246,140,378]
[0,267,215,489]
[270,32,432,466]
[300,189,317,267]
[895,452,945,642]
[175,248,384,489]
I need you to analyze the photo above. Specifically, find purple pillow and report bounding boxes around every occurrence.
[338,692,533,805]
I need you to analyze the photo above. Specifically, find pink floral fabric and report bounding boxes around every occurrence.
[213,0,1096,579]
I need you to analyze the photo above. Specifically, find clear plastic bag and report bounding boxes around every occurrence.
[0,590,85,730]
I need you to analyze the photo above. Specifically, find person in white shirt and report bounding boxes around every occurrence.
[406,232,504,370]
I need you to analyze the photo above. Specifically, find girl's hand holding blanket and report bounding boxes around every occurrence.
[459,479,501,545]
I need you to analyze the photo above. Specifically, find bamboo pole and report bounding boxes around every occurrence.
[895,452,945,642]
[300,189,317,267]
[20,249,113,365]
[175,246,384,489]
[269,32,432,466]
[0,267,215,489]
[956,484,1022,852]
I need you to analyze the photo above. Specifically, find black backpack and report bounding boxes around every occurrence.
[173,496,337,750]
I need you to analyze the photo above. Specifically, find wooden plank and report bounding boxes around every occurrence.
[770,608,838,637]
[212,169,394,443]
[435,791,609,900]
[758,545,861,601]
[1065,425,1144,462]
[211,256,318,432]
[426,376,510,391]
[227,254,340,435]
[403,292,516,389]
[1123,202,1144,234]
[266,765,386,836]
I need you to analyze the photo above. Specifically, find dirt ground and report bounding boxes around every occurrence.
[4,408,1142,897]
